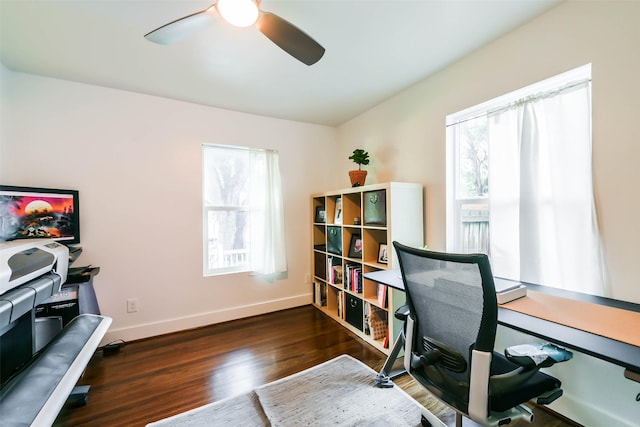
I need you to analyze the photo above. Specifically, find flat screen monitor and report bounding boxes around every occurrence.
[0,185,80,245]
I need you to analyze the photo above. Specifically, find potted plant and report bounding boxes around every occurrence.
[348,148,370,187]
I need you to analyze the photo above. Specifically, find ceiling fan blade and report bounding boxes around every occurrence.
[145,7,216,45]
[256,12,325,66]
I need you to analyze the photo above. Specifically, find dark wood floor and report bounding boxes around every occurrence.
[54,305,578,427]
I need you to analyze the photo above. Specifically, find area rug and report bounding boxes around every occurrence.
[146,354,448,426]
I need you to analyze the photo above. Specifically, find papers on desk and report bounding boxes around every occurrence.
[495,278,527,304]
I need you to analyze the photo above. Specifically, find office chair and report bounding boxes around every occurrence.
[392,242,572,427]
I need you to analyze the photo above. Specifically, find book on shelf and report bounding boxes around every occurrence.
[343,263,350,290]
[333,265,343,285]
[364,304,371,335]
[337,291,345,319]
[327,257,343,285]
[344,263,362,293]
[313,282,327,306]
[377,284,387,308]
[368,306,388,340]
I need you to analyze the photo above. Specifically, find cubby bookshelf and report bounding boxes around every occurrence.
[311,182,423,354]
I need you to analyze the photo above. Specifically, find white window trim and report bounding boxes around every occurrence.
[202,144,287,277]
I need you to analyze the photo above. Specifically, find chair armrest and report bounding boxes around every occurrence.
[394,304,410,321]
[505,343,573,369]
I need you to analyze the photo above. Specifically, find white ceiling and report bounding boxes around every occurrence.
[0,0,560,126]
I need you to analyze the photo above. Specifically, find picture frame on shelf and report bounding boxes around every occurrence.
[314,206,326,223]
[348,234,363,259]
[334,197,343,224]
[377,244,388,264]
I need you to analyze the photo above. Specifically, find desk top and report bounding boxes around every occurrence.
[363,268,640,374]
[505,290,640,348]
[364,269,404,291]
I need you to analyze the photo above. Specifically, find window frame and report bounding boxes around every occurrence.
[446,64,592,256]
[445,64,607,298]
[202,144,255,276]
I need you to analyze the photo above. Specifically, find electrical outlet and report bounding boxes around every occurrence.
[127,298,139,313]
[305,273,311,284]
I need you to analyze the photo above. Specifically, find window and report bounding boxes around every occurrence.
[202,144,287,276]
[446,64,606,296]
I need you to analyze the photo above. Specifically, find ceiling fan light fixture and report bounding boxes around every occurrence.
[145,0,325,65]
[216,0,259,27]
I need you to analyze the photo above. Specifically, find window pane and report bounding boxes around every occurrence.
[460,201,489,254]
[203,148,250,208]
[453,116,490,254]
[457,116,488,199]
[206,209,249,271]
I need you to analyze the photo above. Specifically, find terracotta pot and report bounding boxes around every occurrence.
[349,170,367,187]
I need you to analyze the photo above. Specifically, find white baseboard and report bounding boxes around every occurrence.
[101,294,311,345]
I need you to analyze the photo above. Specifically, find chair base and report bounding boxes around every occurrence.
[374,330,406,388]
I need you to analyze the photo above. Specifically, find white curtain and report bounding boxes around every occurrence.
[488,81,606,295]
[249,149,287,275]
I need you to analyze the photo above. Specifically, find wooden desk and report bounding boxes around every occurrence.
[363,269,640,379]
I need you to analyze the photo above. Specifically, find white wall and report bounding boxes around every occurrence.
[336,1,640,424]
[0,69,338,343]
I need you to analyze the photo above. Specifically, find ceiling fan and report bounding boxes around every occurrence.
[144,0,325,66]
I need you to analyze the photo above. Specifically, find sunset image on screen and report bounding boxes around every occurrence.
[0,192,76,241]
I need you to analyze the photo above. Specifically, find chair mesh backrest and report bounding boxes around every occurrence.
[394,242,498,384]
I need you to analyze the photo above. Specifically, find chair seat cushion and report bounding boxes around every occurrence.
[489,351,561,412]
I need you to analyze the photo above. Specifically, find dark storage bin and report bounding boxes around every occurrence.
[314,251,327,280]
[364,190,386,226]
[345,294,363,330]
[327,226,342,255]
